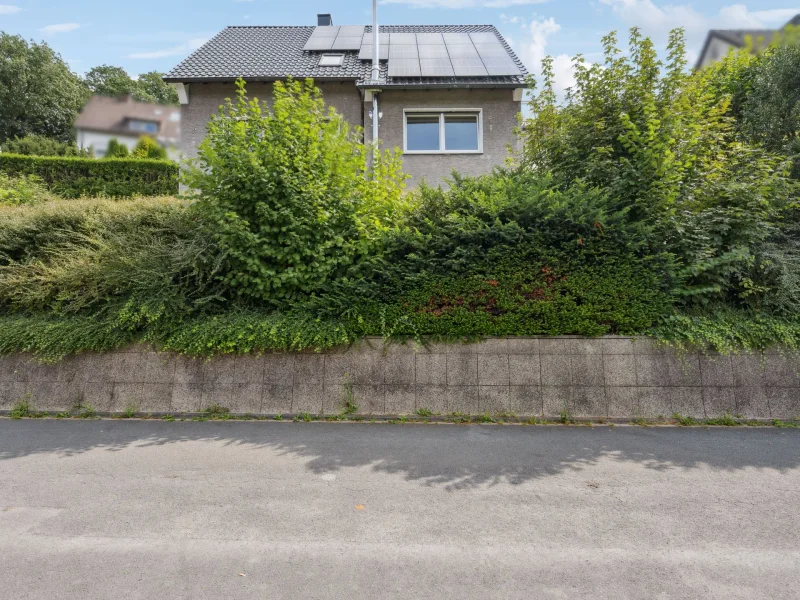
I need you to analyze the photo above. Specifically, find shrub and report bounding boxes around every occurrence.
[522,28,795,312]
[184,78,408,303]
[0,134,89,157]
[0,197,225,355]
[0,173,57,205]
[132,136,167,160]
[0,153,178,198]
[105,138,129,158]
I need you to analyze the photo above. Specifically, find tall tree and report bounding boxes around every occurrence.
[84,65,136,98]
[84,65,178,105]
[135,71,178,105]
[0,33,89,143]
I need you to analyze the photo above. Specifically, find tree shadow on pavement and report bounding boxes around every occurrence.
[1,420,799,490]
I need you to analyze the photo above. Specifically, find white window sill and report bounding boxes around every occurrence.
[403,150,483,155]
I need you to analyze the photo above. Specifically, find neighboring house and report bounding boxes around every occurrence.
[75,95,181,159]
[695,14,800,69]
[163,15,527,188]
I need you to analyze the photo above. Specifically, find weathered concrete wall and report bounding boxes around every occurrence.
[365,88,521,189]
[179,81,363,160]
[1,337,798,419]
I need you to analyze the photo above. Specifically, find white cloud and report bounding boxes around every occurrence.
[527,16,560,69]
[128,37,208,59]
[39,23,81,35]
[500,13,521,24]
[0,4,21,14]
[380,0,549,8]
[599,1,800,46]
[519,17,577,99]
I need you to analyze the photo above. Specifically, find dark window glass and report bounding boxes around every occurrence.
[444,114,478,150]
[406,115,440,151]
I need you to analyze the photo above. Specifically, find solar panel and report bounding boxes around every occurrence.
[388,58,421,77]
[469,32,499,44]
[331,36,362,50]
[389,33,417,45]
[338,25,365,36]
[359,45,389,60]
[445,44,479,58]
[389,44,419,59]
[310,26,339,38]
[416,33,444,45]
[418,45,449,59]
[474,44,508,57]
[361,33,388,46]
[303,37,335,51]
[451,58,488,76]
[442,32,471,44]
[482,59,521,75]
[420,58,455,77]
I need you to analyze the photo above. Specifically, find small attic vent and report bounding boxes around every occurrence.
[318,53,344,66]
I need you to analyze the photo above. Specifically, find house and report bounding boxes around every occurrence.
[162,15,527,188]
[695,14,800,69]
[75,95,181,159]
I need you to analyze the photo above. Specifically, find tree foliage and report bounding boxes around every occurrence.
[132,136,167,160]
[0,33,89,143]
[185,78,408,303]
[83,65,178,105]
[105,139,129,158]
[1,134,89,157]
[522,28,796,313]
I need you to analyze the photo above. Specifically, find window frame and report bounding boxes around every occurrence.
[403,108,483,155]
[318,53,345,67]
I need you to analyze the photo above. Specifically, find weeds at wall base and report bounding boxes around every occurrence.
[2,403,797,428]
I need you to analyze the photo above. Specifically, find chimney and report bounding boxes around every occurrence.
[317,14,333,26]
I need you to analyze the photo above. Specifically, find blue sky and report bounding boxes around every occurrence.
[1,0,799,92]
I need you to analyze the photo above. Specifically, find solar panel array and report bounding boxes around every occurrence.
[302,25,365,51]
[303,26,521,78]
[385,30,518,77]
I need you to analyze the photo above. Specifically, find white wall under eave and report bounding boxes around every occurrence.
[76,129,180,160]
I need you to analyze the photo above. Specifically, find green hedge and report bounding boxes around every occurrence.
[0,153,178,198]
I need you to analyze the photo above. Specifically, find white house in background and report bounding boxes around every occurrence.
[75,95,181,159]
[695,13,800,69]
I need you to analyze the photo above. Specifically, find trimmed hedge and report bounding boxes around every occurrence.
[0,153,178,198]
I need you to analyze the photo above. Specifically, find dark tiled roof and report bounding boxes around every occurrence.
[75,95,181,145]
[694,13,800,69]
[164,24,527,87]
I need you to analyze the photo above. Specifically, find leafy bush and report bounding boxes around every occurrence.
[184,78,408,303]
[105,138,129,158]
[132,136,167,160]
[522,28,796,313]
[0,197,225,357]
[1,134,89,157]
[0,153,178,198]
[301,170,672,338]
[0,173,57,206]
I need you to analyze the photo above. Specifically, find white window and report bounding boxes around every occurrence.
[403,109,482,154]
[318,54,344,67]
[128,119,159,134]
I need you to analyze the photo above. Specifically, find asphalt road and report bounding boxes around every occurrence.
[1,420,799,600]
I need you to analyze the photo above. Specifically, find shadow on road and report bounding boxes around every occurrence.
[1,420,798,490]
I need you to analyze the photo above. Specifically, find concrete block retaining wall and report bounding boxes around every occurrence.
[1,337,799,419]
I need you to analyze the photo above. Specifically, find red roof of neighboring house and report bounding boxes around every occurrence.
[75,95,181,146]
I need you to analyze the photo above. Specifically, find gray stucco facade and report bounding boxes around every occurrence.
[365,88,521,188]
[180,82,521,187]
[179,81,363,161]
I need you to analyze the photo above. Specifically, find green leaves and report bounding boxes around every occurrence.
[185,78,407,304]
[522,26,796,313]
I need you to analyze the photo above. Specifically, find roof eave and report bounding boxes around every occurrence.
[163,76,361,84]
[357,80,527,90]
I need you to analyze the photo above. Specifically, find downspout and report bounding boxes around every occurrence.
[371,0,380,168]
